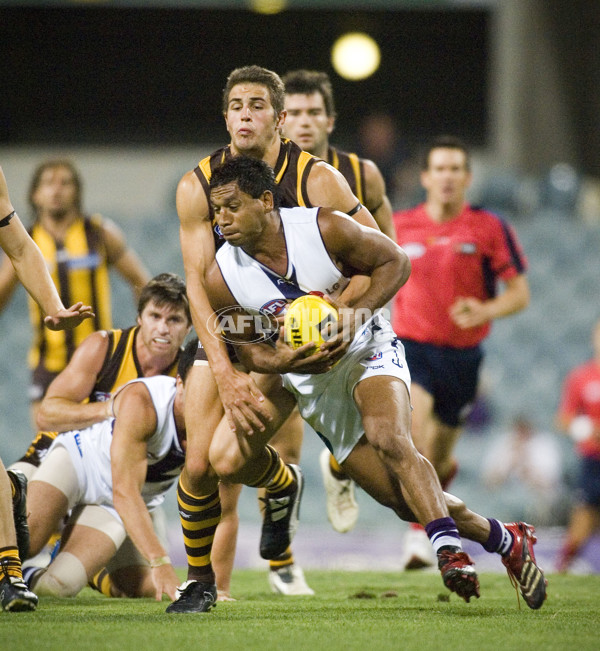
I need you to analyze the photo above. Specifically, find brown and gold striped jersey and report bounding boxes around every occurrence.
[193,138,318,250]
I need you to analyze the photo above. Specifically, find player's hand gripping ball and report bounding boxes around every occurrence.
[283,294,338,352]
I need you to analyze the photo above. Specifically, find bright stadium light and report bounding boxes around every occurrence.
[249,0,287,14]
[331,32,381,81]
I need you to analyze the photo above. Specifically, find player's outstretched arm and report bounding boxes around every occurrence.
[178,170,271,434]
[43,302,95,330]
[37,330,112,432]
[110,382,179,601]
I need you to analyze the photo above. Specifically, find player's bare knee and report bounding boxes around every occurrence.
[27,524,54,559]
[183,454,212,483]
[211,452,244,482]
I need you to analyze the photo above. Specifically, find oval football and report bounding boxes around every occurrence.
[283,295,338,350]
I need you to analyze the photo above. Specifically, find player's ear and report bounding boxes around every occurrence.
[276,109,287,130]
[327,116,335,135]
[261,190,274,211]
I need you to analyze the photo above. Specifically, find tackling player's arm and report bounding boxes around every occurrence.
[178,170,270,433]
[101,217,151,301]
[110,382,179,601]
[36,330,113,432]
[362,158,396,241]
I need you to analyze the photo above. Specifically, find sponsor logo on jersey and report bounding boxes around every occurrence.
[260,298,288,316]
[57,251,102,270]
[455,242,477,254]
[366,352,383,361]
[403,242,426,259]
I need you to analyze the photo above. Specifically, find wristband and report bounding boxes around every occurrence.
[346,202,363,217]
[149,555,171,568]
[0,210,16,227]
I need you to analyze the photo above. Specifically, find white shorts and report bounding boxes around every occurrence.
[37,434,119,520]
[283,316,411,462]
[34,439,167,567]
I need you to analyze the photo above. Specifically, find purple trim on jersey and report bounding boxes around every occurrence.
[261,264,305,300]
[482,255,496,299]
[145,438,185,484]
[499,217,527,274]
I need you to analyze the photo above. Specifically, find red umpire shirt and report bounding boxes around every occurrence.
[392,204,527,348]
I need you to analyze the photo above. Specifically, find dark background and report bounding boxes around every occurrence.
[1,7,488,147]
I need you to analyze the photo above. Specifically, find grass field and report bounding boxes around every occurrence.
[1,570,598,650]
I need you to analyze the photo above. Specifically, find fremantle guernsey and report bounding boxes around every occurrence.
[53,376,185,516]
[215,206,350,318]
[215,206,411,462]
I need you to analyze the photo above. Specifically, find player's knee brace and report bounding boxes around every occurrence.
[34,551,88,598]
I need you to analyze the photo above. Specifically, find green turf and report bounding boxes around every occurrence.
[1,570,598,650]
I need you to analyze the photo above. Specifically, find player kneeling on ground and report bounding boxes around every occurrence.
[203,156,547,609]
[22,339,198,602]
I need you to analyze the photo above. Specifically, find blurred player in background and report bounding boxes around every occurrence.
[282,69,395,240]
[0,164,93,612]
[392,136,529,567]
[0,159,150,428]
[555,318,600,572]
[482,414,565,526]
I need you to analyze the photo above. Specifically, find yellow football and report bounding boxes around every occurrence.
[283,294,338,350]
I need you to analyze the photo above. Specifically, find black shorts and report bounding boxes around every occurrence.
[402,339,483,427]
[575,456,600,507]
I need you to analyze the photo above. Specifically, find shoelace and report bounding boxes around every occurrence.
[504,565,522,610]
